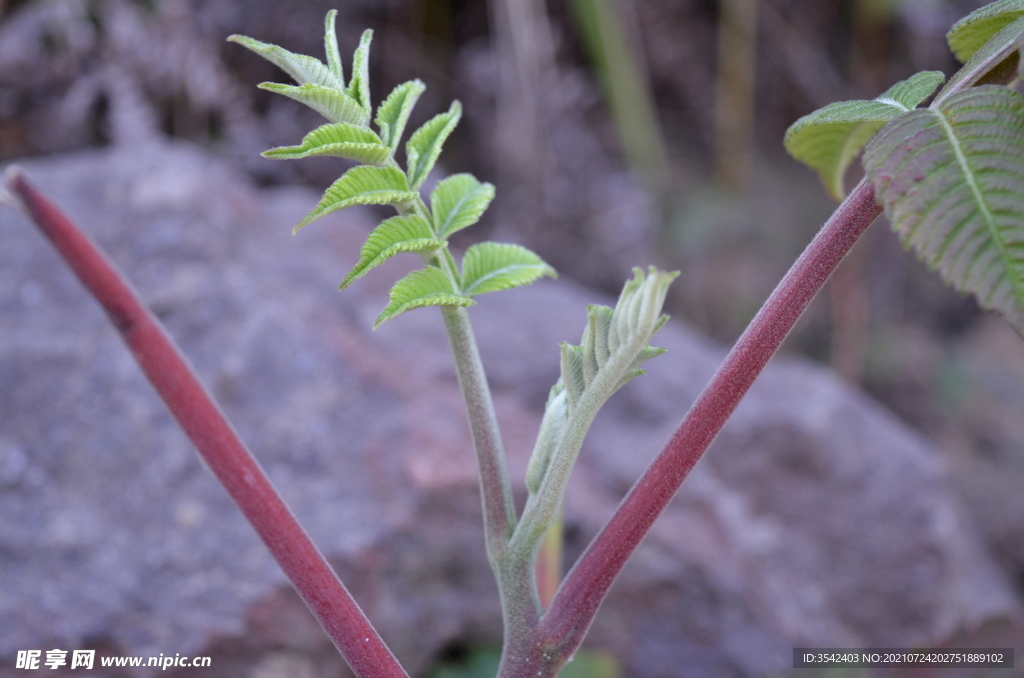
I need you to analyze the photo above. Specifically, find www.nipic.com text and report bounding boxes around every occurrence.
[15,649,212,671]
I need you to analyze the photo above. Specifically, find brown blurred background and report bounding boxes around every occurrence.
[1,0,1022,649]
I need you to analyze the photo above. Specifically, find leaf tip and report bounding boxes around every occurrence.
[226,33,256,48]
[292,213,318,233]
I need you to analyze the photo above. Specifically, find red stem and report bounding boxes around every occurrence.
[6,170,408,678]
[535,180,882,661]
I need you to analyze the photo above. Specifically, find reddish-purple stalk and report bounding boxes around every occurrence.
[5,170,410,678]
[525,179,882,673]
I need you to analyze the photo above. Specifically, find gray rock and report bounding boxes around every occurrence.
[0,142,1017,677]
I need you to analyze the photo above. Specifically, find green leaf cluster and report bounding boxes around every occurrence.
[230,11,556,328]
[785,0,1024,336]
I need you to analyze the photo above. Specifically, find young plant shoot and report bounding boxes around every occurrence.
[4,2,1024,678]
[230,12,677,677]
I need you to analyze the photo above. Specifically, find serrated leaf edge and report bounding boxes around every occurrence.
[340,215,445,289]
[295,166,418,231]
[460,243,556,297]
[375,80,427,152]
[406,101,463,190]
[431,174,496,239]
[374,267,474,329]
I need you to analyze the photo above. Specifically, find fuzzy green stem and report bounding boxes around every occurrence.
[512,366,616,553]
[439,306,517,562]
[440,304,544,670]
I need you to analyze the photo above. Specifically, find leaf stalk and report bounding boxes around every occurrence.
[4,170,410,678]
[528,179,882,671]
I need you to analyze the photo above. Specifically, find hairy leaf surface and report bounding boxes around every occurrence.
[864,85,1024,334]
[375,267,474,328]
[522,268,675,510]
[347,29,373,111]
[948,0,1024,62]
[406,101,462,190]
[460,243,556,297]
[559,267,676,411]
[323,10,343,83]
[340,216,444,289]
[937,17,1024,105]
[227,34,341,89]
[375,80,426,151]
[296,166,417,231]
[430,174,496,238]
[263,123,390,165]
[784,71,945,200]
[259,83,369,127]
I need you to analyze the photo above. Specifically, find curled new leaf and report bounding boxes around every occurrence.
[347,30,373,111]
[340,216,445,289]
[406,101,462,190]
[514,267,677,550]
[375,267,474,329]
[376,80,426,152]
[227,34,342,89]
[947,0,1024,63]
[430,174,496,239]
[524,384,567,495]
[263,123,390,165]
[864,85,1024,335]
[460,243,556,297]
[784,71,945,200]
[259,82,370,127]
[559,267,676,411]
[323,10,344,83]
[296,166,418,231]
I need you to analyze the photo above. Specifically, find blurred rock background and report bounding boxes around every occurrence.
[2,0,1024,675]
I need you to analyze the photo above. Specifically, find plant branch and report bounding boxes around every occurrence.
[535,179,882,662]
[440,304,541,674]
[4,168,409,678]
[440,305,518,563]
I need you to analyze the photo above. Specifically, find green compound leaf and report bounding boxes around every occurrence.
[375,267,474,329]
[430,174,496,239]
[340,216,444,289]
[324,10,343,83]
[406,101,462,190]
[376,80,427,152]
[948,0,1024,63]
[296,166,418,231]
[227,34,342,89]
[347,29,373,111]
[460,243,556,297]
[259,82,370,127]
[864,85,1024,335]
[936,17,1024,106]
[262,123,390,165]
[784,71,945,200]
